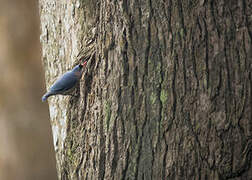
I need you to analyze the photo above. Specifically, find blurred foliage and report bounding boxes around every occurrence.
[0,0,57,179]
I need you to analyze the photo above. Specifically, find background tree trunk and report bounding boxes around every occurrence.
[39,0,252,179]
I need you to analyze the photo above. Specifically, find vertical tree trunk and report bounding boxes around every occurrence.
[39,0,252,179]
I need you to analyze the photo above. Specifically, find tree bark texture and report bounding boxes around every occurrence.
[39,0,252,179]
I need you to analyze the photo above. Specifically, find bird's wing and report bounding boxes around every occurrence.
[50,71,77,92]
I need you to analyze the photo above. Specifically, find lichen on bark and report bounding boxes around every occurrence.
[40,0,252,179]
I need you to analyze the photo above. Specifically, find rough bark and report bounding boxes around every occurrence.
[39,0,252,179]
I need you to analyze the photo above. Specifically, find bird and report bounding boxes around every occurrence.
[42,61,87,102]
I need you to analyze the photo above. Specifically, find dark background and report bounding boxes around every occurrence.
[0,0,57,179]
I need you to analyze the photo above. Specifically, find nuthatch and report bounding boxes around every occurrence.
[42,61,87,102]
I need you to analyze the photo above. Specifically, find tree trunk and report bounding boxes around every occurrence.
[39,0,252,179]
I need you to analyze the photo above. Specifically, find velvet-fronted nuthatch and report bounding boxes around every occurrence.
[42,61,87,102]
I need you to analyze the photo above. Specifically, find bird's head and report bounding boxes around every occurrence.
[72,61,87,72]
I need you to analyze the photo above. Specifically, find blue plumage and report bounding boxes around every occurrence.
[42,64,85,102]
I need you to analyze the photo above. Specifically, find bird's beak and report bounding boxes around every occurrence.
[82,61,87,67]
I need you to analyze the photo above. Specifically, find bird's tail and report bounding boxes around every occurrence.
[42,92,52,102]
